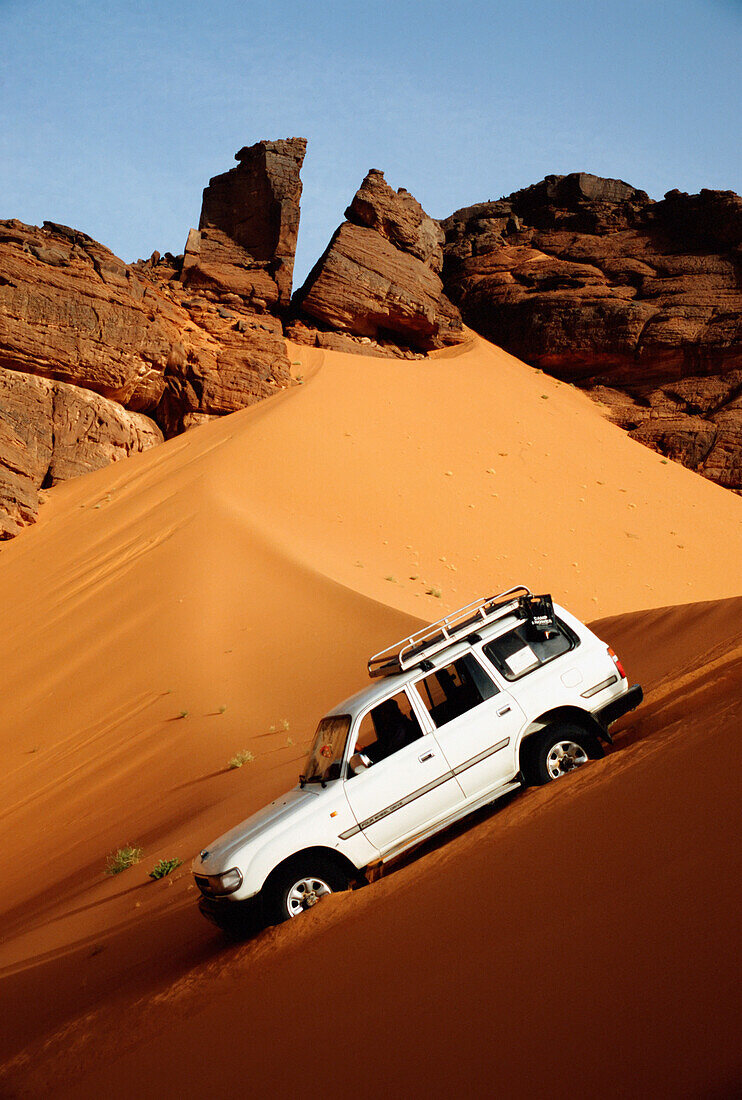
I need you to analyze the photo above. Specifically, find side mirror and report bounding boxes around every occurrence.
[349,753,371,775]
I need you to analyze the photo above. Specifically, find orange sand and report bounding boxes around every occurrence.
[0,334,740,1096]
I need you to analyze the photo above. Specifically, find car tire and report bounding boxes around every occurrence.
[522,723,604,786]
[263,855,351,925]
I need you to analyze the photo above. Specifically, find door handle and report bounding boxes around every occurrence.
[418,751,435,762]
[497,705,511,716]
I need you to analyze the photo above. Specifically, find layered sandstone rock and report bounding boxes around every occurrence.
[0,367,162,538]
[144,138,306,430]
[141,279,291,436]
[0,219,178,410]
[0,217,293,436]
[591,372,742,492]
[292,169,463,353]
[181,138,307,311]
[0,218,175,534]
[442,174,742,489]
[0,139,306,535]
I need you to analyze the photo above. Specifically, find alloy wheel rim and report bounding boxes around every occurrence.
[286,876,332,917]
[546,740,588,779]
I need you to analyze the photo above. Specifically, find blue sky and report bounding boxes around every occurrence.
[1,0,740,285]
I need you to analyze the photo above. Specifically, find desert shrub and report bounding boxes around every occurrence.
[228,749,255,769]
[105,845,143,875]
[148,858,183,880]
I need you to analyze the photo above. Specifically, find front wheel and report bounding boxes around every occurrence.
[522,723,604,786]
[263,855,351,925]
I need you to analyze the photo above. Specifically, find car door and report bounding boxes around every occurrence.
[343,688,464,856]
[409,652,525,801]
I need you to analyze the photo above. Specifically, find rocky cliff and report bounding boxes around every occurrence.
[2,151,741,539]
[0,139,306,536]
[290,169,463,355]
[0,364,162,538]
[442,174,742,490]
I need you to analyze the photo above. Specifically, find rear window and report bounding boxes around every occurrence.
[482,620,577,681]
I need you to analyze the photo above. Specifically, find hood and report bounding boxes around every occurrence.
[194,785,326,873]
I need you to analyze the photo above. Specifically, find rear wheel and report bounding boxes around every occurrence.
[263,855,351,925]
[521,723,604,786]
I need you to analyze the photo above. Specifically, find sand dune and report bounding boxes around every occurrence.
[4,599,741,1098]
[0,334,740,1095]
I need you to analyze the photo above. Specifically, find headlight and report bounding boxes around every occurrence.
[194,867,243,897]
[216,868,243,894]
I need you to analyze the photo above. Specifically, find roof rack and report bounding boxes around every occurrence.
[368,585,554,679]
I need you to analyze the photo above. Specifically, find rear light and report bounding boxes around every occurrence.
[608,647,627,679]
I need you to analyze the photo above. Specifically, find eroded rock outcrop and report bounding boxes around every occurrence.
[0,217,292,437]
[0,367,162,538]
[141,281,291,437]
[291,169,463,353]
[143,138,306,431]
[0,219,180,410]
[4,148,740,541]
[181,138,306,311]
[442,174,742,490]
[0,139,306,535]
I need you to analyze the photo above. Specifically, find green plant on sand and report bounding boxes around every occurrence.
[148,858,183,880]
[228,749,255,769]
[105,846,143,875]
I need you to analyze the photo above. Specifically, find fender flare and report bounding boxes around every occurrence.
[260,845,363,894]
[516,705,610,765]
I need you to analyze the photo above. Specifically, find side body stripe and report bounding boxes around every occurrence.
[452,737,509,777]
[581,674,618,699]
[338,736,511,840]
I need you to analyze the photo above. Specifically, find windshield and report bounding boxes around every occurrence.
[302,715,351,783]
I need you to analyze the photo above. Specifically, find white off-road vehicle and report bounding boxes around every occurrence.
[194,586,642,930]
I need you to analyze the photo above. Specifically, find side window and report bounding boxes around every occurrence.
[482,620,575,681]
[415,654,499,729]
[355,691,423,765]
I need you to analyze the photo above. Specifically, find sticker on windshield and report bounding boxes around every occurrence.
[504,645,539,676]
[320,744,333,759]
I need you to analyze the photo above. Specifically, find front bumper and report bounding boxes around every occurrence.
[595,683,643,729]
[198,895,264,938]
